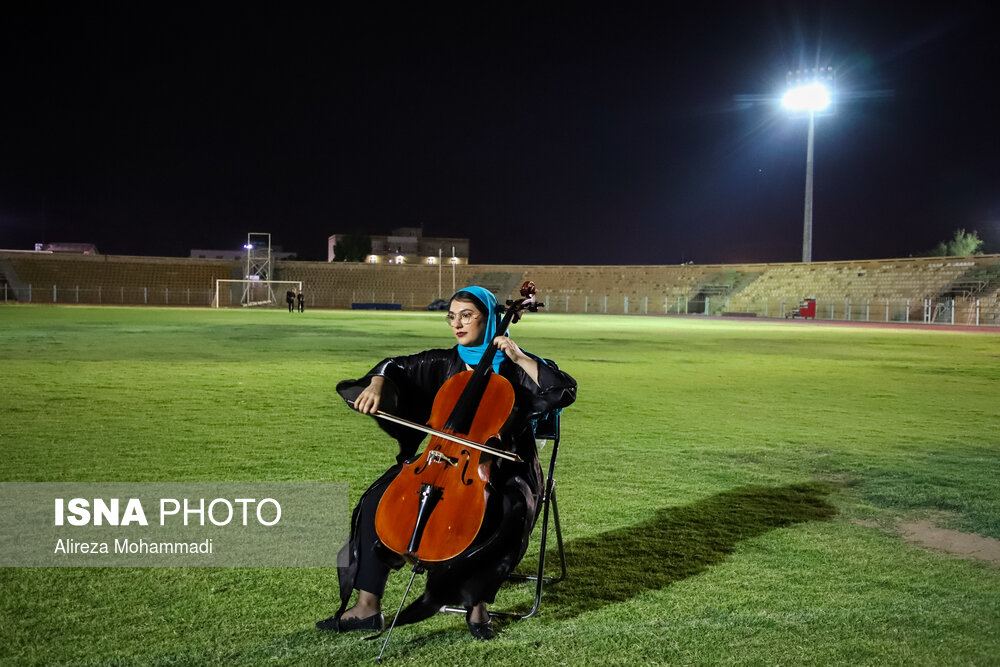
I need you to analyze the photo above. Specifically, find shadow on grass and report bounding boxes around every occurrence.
[534,482,837,621]
[261,484,837,661]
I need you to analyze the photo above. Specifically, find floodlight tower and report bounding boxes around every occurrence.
[783,67,834,263]
[243,232,273,305]
[245,232,272,280]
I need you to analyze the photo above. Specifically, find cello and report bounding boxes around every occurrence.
[371,281,543,565]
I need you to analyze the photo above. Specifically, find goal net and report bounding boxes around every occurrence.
[212,279,303,308]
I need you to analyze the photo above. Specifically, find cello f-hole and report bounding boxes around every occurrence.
[459,450,474,486]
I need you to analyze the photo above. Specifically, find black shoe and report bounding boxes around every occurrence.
[316,612,384,632]
[465,610,496,641]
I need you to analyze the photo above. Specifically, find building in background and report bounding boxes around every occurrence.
[33,242,100,255]
[327,227,469,264]
[190,246,297,261]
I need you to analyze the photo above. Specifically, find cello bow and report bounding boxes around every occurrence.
[347,400,522,462]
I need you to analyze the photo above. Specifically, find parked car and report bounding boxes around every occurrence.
[426,299,449,311]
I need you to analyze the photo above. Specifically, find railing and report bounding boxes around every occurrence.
[1,284,437,310]
[2,284,216,307]
[727,295,998,327]
[3,283,998,327]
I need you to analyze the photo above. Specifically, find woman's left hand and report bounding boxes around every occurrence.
[495,335,540,384]
[493,336,525,363]
[493,336,540,385]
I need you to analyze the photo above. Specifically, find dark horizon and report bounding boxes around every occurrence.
[1,3,998,265]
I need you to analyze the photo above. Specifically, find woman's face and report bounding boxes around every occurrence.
[448,299,486,347]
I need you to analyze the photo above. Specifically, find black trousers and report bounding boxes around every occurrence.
[354,472,396,597]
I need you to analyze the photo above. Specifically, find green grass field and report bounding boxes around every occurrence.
[1,305,998,665]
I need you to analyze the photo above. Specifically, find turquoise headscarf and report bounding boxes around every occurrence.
[452,286,506,373]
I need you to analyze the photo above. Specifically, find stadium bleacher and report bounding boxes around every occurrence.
[2,250,997,325]
[0,253,232,306]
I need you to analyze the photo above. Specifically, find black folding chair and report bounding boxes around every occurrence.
[440,409,566,620]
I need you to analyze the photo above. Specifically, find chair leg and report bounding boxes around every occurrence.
[443,439,567,622]
[376,566,422,663]
[510,473,564,619]
[549,488,567,584]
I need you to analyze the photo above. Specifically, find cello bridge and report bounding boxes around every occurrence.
[427,450,459,467]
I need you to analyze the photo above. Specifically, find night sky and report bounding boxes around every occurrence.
[1,3,997,265]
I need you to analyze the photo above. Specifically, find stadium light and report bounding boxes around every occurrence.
[784,67,835,263]
[781,82,831,113]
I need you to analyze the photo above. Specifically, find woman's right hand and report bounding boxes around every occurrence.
[353,376,384,414]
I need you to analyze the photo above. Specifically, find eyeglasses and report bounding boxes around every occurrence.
[445,310,481,326]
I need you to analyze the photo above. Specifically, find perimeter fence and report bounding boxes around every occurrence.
[3,284,216,307]
[1,284,404,309]
[4,282,998,327]
[539,293,999,327]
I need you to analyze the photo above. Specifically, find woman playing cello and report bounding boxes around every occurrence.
[317,285,576,640]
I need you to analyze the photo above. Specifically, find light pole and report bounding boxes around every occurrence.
[783,69,833,263]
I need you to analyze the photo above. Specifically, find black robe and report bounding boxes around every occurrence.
[335,346,576,625]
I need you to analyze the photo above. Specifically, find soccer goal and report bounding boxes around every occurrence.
[212,279,303,308]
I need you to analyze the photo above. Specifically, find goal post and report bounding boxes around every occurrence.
[213,279,303,308]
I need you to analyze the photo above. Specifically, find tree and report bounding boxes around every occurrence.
[333,234,372,262]
[921,229,983,257]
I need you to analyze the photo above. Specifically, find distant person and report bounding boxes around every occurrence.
[297,290,305,313]
[286,289,295,312]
